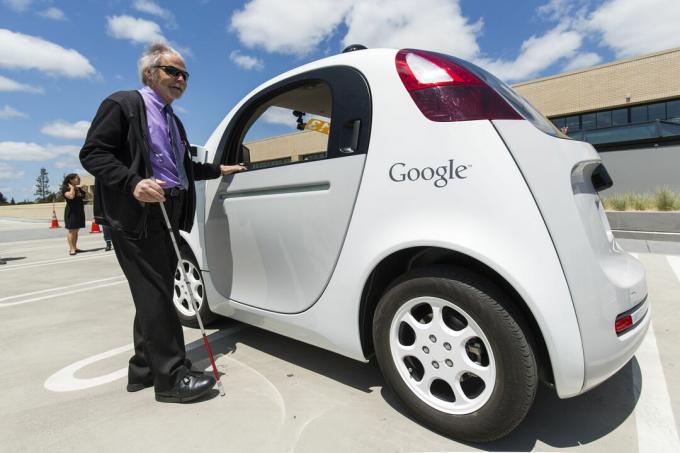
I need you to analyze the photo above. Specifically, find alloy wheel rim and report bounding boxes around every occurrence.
[389,296,496,414]
[173,259,203,317]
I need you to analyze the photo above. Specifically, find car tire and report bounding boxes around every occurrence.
[173,243,218,328]
[372,265,537,443]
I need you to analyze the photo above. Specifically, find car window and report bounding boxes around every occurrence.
[239,81,332,170]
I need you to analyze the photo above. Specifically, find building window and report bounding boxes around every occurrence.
[249,157,292,170]
[648,102,666,121]
[581,113,596,130]
[611,108,628,126]
[566,115,580,131]
[301,152,326,161]
[668,100,680,122]
[630,105,647,123]
[596,111,612,128]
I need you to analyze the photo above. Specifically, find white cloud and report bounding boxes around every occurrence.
[0,75,43,93]
[2,0,31,12]
[0,162,25,180]
[261,106,296,126]
[0,141,79,161]
[54,157,84,170]
[38,7,66,21]
[229,50,263,70]
[0,105,28,119]
[107,15,165,44]
[537,0,572,21]
[230,0,353,56]
[563,51,602,71]
[133,0,176,28]
[41,120,91,140]
[588,0,680,58]
[342,0,482,60]
[476,24,583,82]
[0,29,95,77]
[230,0,482,59]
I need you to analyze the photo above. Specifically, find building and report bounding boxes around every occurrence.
[513,47,680,195]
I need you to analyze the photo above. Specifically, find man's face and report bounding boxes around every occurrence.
[148,53,187,104]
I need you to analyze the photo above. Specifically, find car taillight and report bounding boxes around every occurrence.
[395,49,521,122]
[614,314,633,335]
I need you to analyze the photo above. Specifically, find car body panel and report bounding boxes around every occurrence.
[179,48,646,401]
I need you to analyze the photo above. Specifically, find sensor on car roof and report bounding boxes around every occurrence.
[342,44,367,53]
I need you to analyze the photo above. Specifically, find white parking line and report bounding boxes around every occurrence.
[0,279,126,307]
[0,253,114,272]
[630,253,680,452]
[44,325,246,392]
[0,276,124,302]
[634,321,680,452]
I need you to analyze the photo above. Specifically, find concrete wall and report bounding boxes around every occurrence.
[0,202,94,222]
[599,143,680,195]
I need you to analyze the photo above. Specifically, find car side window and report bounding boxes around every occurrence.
[239,81,332,170]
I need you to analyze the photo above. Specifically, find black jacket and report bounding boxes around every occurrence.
[80,90,221,235]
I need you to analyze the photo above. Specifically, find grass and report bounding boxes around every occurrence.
[601,188,680,211]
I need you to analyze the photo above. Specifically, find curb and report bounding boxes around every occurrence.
[612,230,680,242]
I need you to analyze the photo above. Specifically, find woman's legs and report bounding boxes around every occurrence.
[67,229,78,253]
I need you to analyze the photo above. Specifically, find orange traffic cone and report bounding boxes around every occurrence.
[49,210,60,228]
[90,219,102,233]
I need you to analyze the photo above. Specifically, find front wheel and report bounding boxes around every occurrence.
[372,266,537,442]
[173,244,218,328]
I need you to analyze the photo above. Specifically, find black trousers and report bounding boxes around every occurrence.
[110,191,188,392]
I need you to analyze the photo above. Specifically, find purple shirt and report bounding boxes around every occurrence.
[138,85,186,189]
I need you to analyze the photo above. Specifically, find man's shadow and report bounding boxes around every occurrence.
[185,319,640,448]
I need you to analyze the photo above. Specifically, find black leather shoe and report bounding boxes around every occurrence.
[155,374,215,403]
[126,380,153,392]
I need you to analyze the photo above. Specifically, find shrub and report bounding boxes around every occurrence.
[655,188,679,211]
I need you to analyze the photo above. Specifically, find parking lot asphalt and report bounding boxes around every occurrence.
[1,218,679,452]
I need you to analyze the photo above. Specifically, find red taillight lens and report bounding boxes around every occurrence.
[614,315,633,334]
[395,49,521,122]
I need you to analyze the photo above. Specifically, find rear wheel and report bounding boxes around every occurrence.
[372,266,537,442]
[173,244,218,328]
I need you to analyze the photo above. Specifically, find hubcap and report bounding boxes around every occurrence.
[173,258,203,317]
[389,296,496,414]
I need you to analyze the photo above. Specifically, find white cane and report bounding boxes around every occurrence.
[159,201,226,397]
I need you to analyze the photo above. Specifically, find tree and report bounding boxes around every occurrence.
[10,197,15,205]
[34,167,52,203]
[0,191,7,204]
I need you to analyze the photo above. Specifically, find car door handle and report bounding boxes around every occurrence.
[339,119,361,154]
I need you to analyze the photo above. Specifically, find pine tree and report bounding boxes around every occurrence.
[0,191,7,204]
[34,168,52,203]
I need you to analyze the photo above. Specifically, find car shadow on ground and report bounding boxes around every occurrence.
[187,319,640,450]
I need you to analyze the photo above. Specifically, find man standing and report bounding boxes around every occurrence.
[80,43,245,403]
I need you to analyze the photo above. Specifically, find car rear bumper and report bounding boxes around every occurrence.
[492,119,649,397]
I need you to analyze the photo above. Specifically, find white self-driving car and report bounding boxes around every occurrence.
[174,47,649,442]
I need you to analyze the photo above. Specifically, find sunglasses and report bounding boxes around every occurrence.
[154,65,190,81]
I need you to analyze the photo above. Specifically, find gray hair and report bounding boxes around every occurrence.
[137,42,183,85]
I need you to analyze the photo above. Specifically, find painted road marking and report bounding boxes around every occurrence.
[0,252,114,272]
[44,325,246,392]
[0,276,124,302]
[629,253,680,452]
[0,279,126,307]
[634,321,680,452]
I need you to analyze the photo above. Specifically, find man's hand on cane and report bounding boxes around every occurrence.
[133,178,166,203]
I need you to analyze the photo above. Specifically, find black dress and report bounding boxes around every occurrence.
[63,186,86,229]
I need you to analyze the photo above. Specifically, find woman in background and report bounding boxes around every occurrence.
[61,173,88,255]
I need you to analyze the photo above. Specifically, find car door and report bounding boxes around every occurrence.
[204,66,372,313]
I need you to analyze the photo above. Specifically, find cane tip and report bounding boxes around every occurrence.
[217,380,226,397]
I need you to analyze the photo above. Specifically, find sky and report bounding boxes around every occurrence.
[1,0,680,202]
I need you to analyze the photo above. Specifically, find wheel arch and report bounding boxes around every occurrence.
[359,246,554,386]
